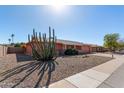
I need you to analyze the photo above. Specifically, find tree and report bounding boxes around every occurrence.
[104,33,119,51]
[8,38,11,44]
[117,39,124,51]
[104,33,120,58]
[11,34,15,44]
[14,43,21,47]
[14,42,25,47]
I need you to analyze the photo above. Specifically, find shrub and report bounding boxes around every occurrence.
[64,48,78,55]
[14,43,21,47]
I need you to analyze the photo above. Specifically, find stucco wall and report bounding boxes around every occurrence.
[7,47,25,54]
[56,43,63,50]
[26,43,65,56]
[0,45,7,57]
[25,43,93,56]
[81,45,91,53]
[25,45,32,55]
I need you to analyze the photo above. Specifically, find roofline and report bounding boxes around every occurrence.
[26,39,102,47]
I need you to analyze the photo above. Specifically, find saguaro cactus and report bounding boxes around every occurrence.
[28,27,57,61]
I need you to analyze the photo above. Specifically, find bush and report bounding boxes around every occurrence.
[64,48,78,55]
[14,43,21,47]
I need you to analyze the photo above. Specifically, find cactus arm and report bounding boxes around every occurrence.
[28,27,57,61]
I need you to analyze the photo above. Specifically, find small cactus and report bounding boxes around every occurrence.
[28,27,57,61]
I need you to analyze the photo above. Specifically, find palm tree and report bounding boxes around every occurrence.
[8,38,11,44]
[11,34,15,44]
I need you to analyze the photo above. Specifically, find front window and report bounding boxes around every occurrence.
[66,45,74,49]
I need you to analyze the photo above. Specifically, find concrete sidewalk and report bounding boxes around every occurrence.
[49,54,124,88]
[98,61,124,88]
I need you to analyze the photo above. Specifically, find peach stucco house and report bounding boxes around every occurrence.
[25,39,105,56]
[55,39,92,55]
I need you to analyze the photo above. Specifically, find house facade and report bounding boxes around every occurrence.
[25,39,105,56]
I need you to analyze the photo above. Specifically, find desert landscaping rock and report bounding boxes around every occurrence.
[0,54,112,88]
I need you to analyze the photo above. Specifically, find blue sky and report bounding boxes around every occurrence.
[0,5,124,45]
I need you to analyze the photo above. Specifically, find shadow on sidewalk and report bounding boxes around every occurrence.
[0,60,58,88]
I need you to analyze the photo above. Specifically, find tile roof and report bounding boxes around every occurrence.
[27,38,102,47]
[57,39,84,45]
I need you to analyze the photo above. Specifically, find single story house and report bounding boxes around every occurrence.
[55,39,92,55]
[90,44,108,52]
[25,39,105,56]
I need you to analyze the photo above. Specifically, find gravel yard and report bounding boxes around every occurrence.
[0,54,112,88]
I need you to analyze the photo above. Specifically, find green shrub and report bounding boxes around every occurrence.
[64,48,78,55]
[14,43,21,47]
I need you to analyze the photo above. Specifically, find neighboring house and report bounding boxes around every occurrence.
[25,39,105,56]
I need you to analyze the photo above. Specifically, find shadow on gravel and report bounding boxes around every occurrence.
[16,54,33,62]
[0,60,58,88]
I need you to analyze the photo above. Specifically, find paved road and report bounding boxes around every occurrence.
[98,55,124,88]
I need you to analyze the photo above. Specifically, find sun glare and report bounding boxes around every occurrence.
[51,5,65,12]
